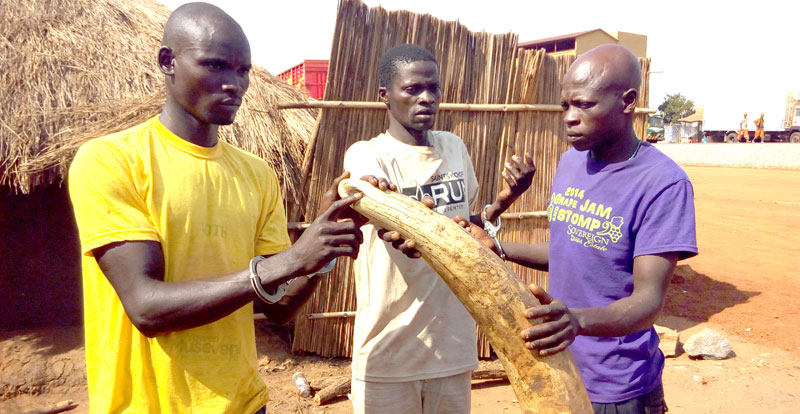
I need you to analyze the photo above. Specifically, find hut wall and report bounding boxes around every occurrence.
[0,186,81,327]
[292,0,651,358]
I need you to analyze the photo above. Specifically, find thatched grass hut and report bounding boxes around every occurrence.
[0,0,317,327]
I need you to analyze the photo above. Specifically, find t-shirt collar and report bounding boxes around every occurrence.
[153,116,223,159]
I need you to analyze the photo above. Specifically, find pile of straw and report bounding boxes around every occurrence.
[291,0,651,358]
[0,0,316,209]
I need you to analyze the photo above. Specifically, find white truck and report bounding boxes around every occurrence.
[702,96,800,143]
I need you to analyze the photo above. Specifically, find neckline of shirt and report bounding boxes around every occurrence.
[152,116,223,160]
[584,141,649,171]
[382,130,440,155]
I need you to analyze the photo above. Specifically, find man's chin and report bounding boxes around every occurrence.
[566,137,589,151]
[210,116,237,126]
[411,121,435,132]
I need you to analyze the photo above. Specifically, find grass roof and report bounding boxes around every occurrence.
[0,0,317,210]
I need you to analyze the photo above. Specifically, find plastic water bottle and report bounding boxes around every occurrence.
[292,372,312,398]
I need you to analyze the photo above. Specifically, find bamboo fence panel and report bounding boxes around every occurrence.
[291,0,652,358]
[291,0,518,357]
[636,57,652,139]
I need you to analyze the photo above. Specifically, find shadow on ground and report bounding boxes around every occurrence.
[659,264,759,332]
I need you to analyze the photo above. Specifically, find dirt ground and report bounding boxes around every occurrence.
[2,165,799,414]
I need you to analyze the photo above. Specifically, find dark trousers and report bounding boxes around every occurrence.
[254,406,266,414]
[591,384,667,414]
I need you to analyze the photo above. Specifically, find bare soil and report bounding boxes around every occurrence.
[2,165,799,414]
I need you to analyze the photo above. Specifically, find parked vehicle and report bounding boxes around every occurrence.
[646,112,665,142]
[702,98,800,143]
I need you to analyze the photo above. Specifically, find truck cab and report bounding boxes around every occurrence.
[783,101,800,143]
[646,112,665,142]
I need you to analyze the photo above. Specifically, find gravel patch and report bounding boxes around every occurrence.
[653,143,800,169]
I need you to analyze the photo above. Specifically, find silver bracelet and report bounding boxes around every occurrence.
[249,256,288,304]
[481,204,506,260]
[249,257,337,304]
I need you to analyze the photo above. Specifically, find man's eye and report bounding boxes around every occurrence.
[205,61,224,71]
[405,86,421,95]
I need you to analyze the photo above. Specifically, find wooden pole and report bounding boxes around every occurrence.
[500,211,548,219]
[308,312,356,319]
[23,400,77,414]
[287,209,547,233]
[314,378,352,405]
[274,100,656,114]
[313,368,511,405]
[471,368,509,381]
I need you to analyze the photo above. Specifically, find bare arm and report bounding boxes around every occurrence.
[95,192,363,338]
[471,153,536,226]
[502,241,549,271]
[520,252,678,356]
[452,216,549,271]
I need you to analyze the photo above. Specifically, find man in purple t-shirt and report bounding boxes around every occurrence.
[467,45,697,413]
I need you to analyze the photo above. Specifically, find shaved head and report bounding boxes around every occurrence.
[162,2,247,55]
[158,2,251,145]
[559,44,642,161]
[565,44,641,94]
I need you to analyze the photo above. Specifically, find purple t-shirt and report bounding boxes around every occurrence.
[547,142,698,403]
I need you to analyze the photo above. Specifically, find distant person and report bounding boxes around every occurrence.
[753,113,765,143]
[342,43,535,414]
[738,112,749,142]
[68,3,365,413]
[460,45,697,414]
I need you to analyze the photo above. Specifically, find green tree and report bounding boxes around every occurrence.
[658,93,695,124]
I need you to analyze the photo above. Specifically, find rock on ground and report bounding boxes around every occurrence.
[684,328,734,360]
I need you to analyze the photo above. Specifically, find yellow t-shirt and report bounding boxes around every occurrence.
[68,116,291,414]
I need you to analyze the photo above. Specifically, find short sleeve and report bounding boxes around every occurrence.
[343,141,388,182]
[68,140,159,256]
[633,179,698,260]
[255,168,292,256]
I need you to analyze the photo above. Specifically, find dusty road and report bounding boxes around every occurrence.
[3,165,800,414]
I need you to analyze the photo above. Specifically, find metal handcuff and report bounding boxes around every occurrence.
[481,204,506,260]
[249,257,336,304]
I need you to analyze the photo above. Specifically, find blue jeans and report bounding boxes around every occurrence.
[591,384,667,414]
[254,407,266,414]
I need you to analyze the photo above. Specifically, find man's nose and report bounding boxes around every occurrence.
[563,108,578,125]
[222,74,248,95]
[419,88,437,104]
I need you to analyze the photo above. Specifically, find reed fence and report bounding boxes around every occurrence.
[290,0,652,358]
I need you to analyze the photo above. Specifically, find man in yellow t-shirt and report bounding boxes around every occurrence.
[68,3,364,413]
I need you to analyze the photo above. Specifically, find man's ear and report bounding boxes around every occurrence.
[158,46,175,75]
[621,89,638,114]
[378,86,389,108]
